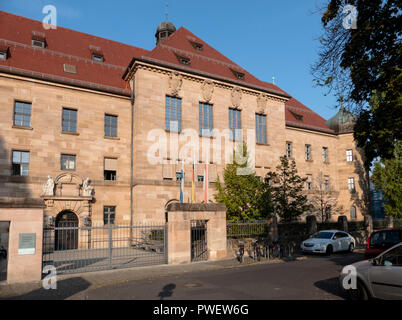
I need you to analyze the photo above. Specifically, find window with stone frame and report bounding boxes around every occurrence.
[103,206,116,225]
[62,108,77,133]
[104,114,118,137]
[286,142,293,158]
[348,177,355,191]
[14,101,32,127]
[61,154,76,171]
[12,150,29,176]
[350,206,357,220]
[346,149,353,162]
[322,147,329,163]
[255,114,267,144]
[229,108,241,141]
[104,158,117,181]
[199,102,213,137]
[165,96,182,133]
[305,144,312,161]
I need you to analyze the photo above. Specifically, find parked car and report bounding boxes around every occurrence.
[301,230,356,255]
[340,242,402,300]
[364,228,402,260]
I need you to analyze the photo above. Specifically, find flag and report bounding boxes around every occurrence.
[180,159,184,203]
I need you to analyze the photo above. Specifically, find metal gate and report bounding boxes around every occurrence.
[191,220,208,262]
[42,222,167,275]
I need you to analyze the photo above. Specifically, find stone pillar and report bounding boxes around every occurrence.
[166,203,227,265]
[386,215,394,229]
[338,215,348,232]
[306,215,317,236]
[364,215,373,235]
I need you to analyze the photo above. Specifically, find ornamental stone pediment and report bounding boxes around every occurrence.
[41,173,94,199]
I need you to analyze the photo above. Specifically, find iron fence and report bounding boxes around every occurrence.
[42,221,167,275]
[226,221,269,238]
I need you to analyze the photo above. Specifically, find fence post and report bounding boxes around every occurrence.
[108,225,113,268]
[306,215,317,236]
[338,216,348,232]
[364,215,373,234]
[386,215,394,228]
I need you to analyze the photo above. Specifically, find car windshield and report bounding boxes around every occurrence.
[312,232,334,239]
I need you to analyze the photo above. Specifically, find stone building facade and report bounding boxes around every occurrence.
[0,11,368,229]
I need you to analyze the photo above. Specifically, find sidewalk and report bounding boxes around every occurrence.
[0,253,309,300]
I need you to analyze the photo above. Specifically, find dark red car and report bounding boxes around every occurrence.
[364,228,402,260]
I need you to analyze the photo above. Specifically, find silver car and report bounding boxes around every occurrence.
[340,242,402,300]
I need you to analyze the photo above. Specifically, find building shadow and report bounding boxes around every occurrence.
[314,277,348,300]
[0,277,91,300]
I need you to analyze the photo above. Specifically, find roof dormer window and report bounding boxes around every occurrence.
[92,53,104,62]
[290,111,303,122]
[176,54,190,66]
[190,41,203,51]
[32,31,46,48]
[0,47,8,61]
[231,69,245,80]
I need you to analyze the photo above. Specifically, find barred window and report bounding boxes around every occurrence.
[105,114,118,137]
[61,154,76,171]
[14,101,31,127]
[62,108,77,133]
[255,114,267,144]
[12,150,29,176]
[286,142,293,158]
[165,96,182,132]
[103,206,116,225]
[305,145,312,161]
[322,147,328,163]
[229,108,241,141]
[199,102,213,136]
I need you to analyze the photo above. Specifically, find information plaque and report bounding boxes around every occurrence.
[18,233,36,255]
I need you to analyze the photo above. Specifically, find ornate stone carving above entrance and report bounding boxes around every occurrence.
[201,80,214,103]
[168,72,183,97]
[231,87,242,109]
[257,93,268,114]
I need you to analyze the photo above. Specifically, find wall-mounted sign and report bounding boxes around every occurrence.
[18,233,36,255]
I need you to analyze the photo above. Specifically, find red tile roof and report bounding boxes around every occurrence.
[0,10,334,133]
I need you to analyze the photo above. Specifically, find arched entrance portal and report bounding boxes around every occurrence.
[55,211,78,251]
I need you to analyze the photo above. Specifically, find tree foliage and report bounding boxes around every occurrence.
[265,156,311,223]
[312,0,402,165]
[372,141,402,218]
[215,143,271,222]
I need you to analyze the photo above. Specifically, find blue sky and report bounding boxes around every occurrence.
[1,0,341,120]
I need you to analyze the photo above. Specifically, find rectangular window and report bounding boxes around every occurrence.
[176,172,182,181]
[255,114,267,144]
[197,175,204,182]
[322,147,328,163]
[61,154,76,171]
[14,101,32,127]
[305,145,312,161]
[229,108,241,141]
[346,149,353,162]
[62,108,77,133]
[104,158,117,181]
[165,96,182,132]
[348,178,355,191]
[103,206,116,225]
[12,151,29,176]
[104,114,118,137]
[199,102,213,136]
[307,181,312,190]
[286,142,293,158]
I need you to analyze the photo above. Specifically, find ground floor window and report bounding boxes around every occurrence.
[103,206,116,225]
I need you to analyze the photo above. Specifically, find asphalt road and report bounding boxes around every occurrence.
[82,252,364,300]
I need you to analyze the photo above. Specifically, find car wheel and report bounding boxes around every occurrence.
[325,245,333,256]
[349,243,354,253]
[348,281,369,301]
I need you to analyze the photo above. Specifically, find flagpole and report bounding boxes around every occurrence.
[180,159,184,203]
[192,151,195,203]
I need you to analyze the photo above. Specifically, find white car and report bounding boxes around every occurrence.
[339,242,402,300]
[301,230,356,255]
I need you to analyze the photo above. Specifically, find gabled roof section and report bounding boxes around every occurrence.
[130,27,290,98]
[0,11,149,95]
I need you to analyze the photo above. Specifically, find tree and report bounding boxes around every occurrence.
[312,0,402,165]
[371,141,402,218]
[309,172,344,222]
[265,156,311,223]
[215,143,271,222]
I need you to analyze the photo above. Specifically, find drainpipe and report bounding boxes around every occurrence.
[130,78,135,242]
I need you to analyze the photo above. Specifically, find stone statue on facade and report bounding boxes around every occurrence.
[82,177,94,197]
[42,176,55,196]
